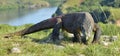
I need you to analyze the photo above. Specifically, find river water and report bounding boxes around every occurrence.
[0,7,58,26]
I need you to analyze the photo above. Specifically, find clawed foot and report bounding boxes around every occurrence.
[72,37,81,43]
[72,37,88,45]
[41,35,61,44]
[44,37,61,44]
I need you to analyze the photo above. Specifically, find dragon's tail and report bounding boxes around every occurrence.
[3,16,63,38]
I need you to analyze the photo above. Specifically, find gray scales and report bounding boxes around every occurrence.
[3,12,101,44]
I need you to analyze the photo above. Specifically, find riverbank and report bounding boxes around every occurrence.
[0,7,58,26]
[0,0,50,10]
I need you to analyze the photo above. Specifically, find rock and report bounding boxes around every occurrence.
[101,35,110,42]
[11,47,21,53]
[101,41,111,46]
[110,36,118,42]
[101,35,118,42]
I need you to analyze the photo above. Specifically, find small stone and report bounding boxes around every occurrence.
[110,36,118,42]
[101,41,111,46]
[11,47,21,53]
[102,35,118,42]
[102,35,110,42]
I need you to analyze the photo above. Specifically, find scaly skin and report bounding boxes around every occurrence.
[4,12,101,44]
[4,16,62,37]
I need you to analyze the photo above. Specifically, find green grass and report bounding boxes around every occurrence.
[0,24,120,56]
[58,0,120,21]
[99,23,120,35]
[110,8,120,20]
[0,0,120,56]
[60,0,80,13]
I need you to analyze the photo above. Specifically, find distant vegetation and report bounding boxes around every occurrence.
[0,0,49,10]
[44,0,62,6]
[55,0,120,23]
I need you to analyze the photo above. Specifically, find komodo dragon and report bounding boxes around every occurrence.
[3,12,101,44]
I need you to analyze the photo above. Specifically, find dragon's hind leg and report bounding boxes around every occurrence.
[92,24,101,43]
